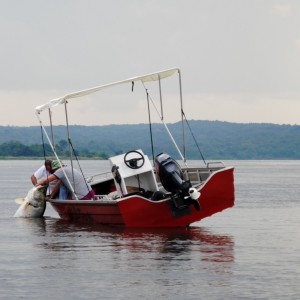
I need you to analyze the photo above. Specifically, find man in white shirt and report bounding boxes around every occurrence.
[31,160,55,196]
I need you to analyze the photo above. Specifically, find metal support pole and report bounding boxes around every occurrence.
[178,69,186,163]
[64,101,76,199]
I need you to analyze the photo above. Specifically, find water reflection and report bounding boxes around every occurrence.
[13,217,235,282]
[29,218,235,264]
[14,216,47,233]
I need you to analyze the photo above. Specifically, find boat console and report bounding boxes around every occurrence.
[109,150,159,197]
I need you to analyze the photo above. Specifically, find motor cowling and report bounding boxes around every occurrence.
[155,153,191,197]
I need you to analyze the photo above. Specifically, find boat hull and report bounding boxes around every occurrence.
[48,167,234,228]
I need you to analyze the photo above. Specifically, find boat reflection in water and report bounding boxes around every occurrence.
[14,217,234,297]
[27,218,234,268]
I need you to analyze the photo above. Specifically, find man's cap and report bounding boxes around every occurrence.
[51,160,61,169]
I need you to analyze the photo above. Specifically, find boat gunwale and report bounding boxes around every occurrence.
[47,166,234,205]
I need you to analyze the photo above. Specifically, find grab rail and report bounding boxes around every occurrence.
[207,161,225,168]
[86,172,113,183]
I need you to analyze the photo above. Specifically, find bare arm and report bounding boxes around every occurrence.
[48,179,62,199]
[37,174,57,186]
[31,175,37,185]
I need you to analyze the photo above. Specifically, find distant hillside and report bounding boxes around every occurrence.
[0,120,299,159]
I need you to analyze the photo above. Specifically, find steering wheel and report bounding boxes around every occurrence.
[124,150,145,169]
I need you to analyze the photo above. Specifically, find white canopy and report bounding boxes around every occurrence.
[35,68,179,114]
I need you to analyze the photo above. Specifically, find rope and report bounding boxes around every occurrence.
[39,124,50,188]
[40,125,47,160]
[146,88,155,164]
[181,109,206,165]
[68,138,91,197]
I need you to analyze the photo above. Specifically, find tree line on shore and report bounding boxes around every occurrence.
[0,121,299,159]
[0,140,109,159]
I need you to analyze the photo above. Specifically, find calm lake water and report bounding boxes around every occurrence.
[1,160,300,299]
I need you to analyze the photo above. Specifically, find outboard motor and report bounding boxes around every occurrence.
[155,152,191,196]
[155,153,200,211]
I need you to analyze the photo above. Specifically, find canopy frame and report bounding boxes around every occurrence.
[35,67,187,165]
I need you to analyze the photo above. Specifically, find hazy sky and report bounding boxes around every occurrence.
[1,0,300,126]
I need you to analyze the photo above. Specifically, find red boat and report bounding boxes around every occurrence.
[36,68,235,227]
